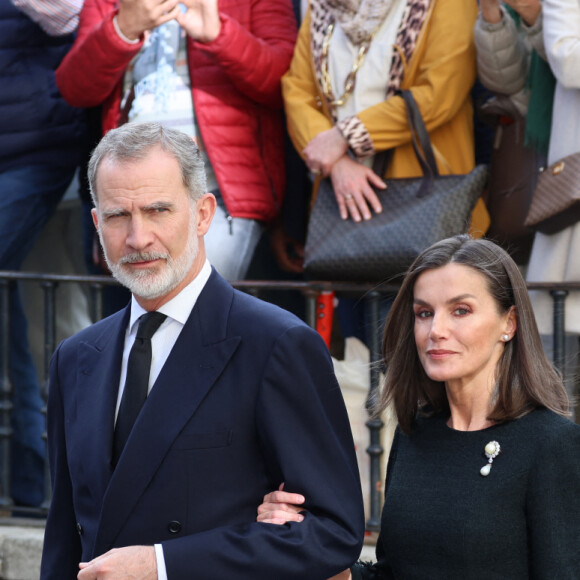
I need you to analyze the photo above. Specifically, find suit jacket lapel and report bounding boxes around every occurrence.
[94,272,240,554]
[72,307,130,510]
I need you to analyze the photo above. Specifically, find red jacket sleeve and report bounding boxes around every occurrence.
[190,0,297,109]
[56,0,143,108]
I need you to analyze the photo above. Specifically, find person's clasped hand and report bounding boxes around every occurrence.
[303,127,349,176]
[116,0,182,40]
[116,0,223,44]
[303,127,385,222]
[479,0,541,26]
[177,0,221,43]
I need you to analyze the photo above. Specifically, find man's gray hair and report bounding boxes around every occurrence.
[88,122,207,206]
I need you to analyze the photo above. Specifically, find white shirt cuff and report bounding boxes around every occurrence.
[154,544,168,580]
[112,14,140,44]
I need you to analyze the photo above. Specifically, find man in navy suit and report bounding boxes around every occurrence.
[40,122,364,579]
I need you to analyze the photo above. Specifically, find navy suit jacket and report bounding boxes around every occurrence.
[40,271,364,579]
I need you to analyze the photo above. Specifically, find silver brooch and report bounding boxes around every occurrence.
[480,440,501,477]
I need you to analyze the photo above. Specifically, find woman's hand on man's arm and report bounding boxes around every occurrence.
[257,485,306,525]
[256,484,353,580]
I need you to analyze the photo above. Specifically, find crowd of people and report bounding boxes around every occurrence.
[1,0,579,577]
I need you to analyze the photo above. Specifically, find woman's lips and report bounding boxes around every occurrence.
[426,349,456,359]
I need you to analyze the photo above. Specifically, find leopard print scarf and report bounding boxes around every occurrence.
[324,0,395,45]
[310,0,432,120]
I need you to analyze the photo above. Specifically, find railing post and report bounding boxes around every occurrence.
[41,281,58,509]
[244,288,261,299]
[551,289,568,373]
[365,291,384,532]
[89,283,105,322]
[303,289,318,330]
[0,280,13,508]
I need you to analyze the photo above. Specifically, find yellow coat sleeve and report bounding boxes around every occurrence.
[282,9,334,156]
[357,0,478,152]
[282,0,477,164]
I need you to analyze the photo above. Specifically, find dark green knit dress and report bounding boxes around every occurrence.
[353,409,580,579]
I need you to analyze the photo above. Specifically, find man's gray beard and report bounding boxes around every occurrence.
[99,225,199,300]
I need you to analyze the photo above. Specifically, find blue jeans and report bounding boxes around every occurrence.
[0,163,76,506]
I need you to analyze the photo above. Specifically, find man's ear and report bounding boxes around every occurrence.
[91,206,99,230]
[196,193,217,236]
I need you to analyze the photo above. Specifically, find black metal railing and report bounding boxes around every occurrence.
[0,271,578,528]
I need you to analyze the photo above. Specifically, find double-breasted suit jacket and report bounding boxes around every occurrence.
[41,271,365,579]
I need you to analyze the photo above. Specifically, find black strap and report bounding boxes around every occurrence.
[372,90,440,198]
[400,90,440,180]
[371,149,391,181]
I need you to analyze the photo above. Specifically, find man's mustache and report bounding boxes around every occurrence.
[118,252,170,265]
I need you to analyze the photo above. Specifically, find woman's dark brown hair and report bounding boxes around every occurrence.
[378,234,570,434]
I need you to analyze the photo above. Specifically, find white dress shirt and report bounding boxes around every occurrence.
[116,260,212,580]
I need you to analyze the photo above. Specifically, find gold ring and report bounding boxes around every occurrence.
[311,169,321,176]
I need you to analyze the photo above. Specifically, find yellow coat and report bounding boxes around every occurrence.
[282,0,489,233]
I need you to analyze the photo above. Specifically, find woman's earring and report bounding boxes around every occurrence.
[502,334,509,341]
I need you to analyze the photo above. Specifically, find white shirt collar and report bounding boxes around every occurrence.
[128,260,212,332]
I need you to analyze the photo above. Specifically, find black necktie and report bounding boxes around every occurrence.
[112,311,167,467]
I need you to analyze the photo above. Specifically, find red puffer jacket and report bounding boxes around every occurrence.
[56,0,297,222]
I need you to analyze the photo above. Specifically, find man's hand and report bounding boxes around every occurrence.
[78,546,157,579]
[116,0,181,40]
[303,127,349,177]
[329,571,352,580]
[329,155,385,222]
[177,0,221,43]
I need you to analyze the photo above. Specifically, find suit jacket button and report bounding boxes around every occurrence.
[168,521,182,534]
[76,522,83,535]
